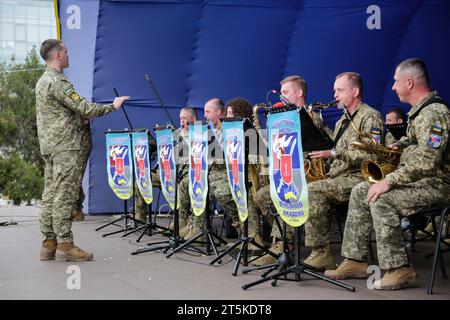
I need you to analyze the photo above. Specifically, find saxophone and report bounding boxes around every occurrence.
[250,104,271,198]
[344,109,402,182]
[303,100,338,182]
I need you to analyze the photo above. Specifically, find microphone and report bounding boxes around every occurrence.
[266,89,278,106]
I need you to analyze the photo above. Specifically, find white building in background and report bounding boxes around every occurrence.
[0,0,57,64]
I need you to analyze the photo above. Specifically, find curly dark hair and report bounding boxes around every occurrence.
[225,97,253,122]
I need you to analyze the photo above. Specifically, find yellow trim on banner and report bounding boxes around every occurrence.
[54,0,61,39]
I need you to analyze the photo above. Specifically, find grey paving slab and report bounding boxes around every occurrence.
[0,206,448,300]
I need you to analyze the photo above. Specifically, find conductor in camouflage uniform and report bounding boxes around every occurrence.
[303,72,384,270]
[325,58,450,290]
[71,119,91,221]
[37,39,129,262]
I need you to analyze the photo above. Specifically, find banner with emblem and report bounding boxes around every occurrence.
[222,120,248,222]
[188,123,209,216]
[132,131,153,204]
[106,132,133,200]
[156,128,177,210]
[268,109,309,227]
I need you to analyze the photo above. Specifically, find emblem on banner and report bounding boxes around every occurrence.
[159,144,175,194]
[191,141,206,202]
[227,139,244,207]
[272,133,300,204]
[109,145,129,186]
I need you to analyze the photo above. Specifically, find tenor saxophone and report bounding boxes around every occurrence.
[250,103,271,198]
[304,100,337,182]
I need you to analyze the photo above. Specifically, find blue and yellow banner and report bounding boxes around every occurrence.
[268,110,309,227]
[132,131,153,205]
[188,123,209,216]
[106,132,133,200]
[156,129,177,210]
[223,120,248,222]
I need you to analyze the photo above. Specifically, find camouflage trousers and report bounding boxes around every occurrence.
[40,150,82,243]
[135,170,161,216]
[191,164,239,229]
[305,174,364,248]
[253,184,293,241]
[75,144,91,211]
[342,178,450,270]
[135,168,191,220]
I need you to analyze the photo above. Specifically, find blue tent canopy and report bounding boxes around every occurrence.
[58,0,450,213]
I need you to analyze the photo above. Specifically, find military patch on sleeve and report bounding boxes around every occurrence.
[63,87,81,102]
[371,127,381,144]
[428,125,443,148]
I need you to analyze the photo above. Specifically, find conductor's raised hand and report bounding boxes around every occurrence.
[113,96,130,109]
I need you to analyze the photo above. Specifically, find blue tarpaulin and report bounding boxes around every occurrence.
[58,0,450,214]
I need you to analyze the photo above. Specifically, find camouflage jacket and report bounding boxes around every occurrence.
[385,92,450,187]
[329,102,384,178]
[384,131,397,146]
[36,67,115,155]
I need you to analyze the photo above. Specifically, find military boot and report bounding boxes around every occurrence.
[71,209,85,222]
[169,215,189,231]
[179,220,193,239]
[55,243,93,262]
[373,265,418,290]
[40,239,57,261]
[135,211,148,224]
[183,226,203,241]
[303,245,335,271]
[247,234,265,253]
[324,258,369,280]
[250,241,283,266]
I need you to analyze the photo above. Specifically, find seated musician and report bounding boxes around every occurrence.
[303,72,384,271]
[325,58,450,290]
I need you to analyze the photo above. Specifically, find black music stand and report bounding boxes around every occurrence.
[166,120,228,259]
[241,104,354,292]
[386,123,407,141]
[209,117,278,275]
[96,129,144,237]
[132,124,202,256]
[121,129,171,241]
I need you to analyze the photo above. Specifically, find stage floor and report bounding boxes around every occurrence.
[0,206,449,300]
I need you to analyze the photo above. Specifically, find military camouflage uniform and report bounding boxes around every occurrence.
[385,131,397,146]
[36,67,115,243]
[74,119,92,212]
[342,92,450,269]
[305,103,384,248]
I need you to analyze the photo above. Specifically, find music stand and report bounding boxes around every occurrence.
[209,117,278,275]
[166,120,228,259]
[131,124,202,256]
[386,123,407,141]
[121,129,171,241]
[96,129,144,237]
[242,104,354,292]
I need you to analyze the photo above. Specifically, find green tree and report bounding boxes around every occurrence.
[0,48,45,204]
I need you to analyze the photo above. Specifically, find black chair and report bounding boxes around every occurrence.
[403,205,450,294]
